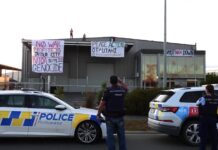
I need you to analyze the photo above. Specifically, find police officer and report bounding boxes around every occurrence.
[196,84,218,150]
[97,75,128,150]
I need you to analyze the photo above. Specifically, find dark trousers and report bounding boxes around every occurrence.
[199,116,217,150]
[105,117,127,150]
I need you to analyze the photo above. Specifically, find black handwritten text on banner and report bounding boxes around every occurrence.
[31,40,64,73]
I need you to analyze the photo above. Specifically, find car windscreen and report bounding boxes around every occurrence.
[152,91,175,102]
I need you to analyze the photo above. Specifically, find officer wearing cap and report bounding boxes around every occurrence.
[196,84,218,150]
[97,75,128,150]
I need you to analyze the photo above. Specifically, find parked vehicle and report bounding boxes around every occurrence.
[0,89,106,144]
[148,86,218,146]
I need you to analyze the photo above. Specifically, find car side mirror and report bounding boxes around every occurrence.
[55,105,66,111]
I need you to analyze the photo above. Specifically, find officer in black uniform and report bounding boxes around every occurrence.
[97,75,128,150]
[196,84,218,150]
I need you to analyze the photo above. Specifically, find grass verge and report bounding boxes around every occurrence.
[124,119,149,131]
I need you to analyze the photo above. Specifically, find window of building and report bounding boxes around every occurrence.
[159,55,204,77]
[187,81,196,87]
[167,81,175,88]
[141,54,158,88]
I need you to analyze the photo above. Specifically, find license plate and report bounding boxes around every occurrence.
[150,108,155,114]
[149,109,156,119]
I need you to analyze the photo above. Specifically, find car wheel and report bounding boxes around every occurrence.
[182,120,200,146]
[75,121,101,144]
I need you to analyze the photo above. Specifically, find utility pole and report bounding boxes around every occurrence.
[163,0,167,88]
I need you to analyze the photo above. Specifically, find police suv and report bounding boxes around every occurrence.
[0,89,106,144]
[148,86,218,146]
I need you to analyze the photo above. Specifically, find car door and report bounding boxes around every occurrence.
[0,94,29,136]
[27,95,73,136]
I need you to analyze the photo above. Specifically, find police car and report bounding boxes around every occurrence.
[0,89,106,144]
[148,86,218,146]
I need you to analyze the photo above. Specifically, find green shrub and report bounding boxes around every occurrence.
[84,92,96,108]
[125,88,161,116]
[54,87,64,99]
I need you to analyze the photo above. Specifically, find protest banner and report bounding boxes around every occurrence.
[32,40,64,73]
[91,41,125,57]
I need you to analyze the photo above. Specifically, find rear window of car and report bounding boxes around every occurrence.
[0,95,26,107]
[179,91,204,103]
[152,91,175,102]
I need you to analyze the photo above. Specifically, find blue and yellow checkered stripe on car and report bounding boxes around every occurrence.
[0,111,35,127]
[72,113,101,128]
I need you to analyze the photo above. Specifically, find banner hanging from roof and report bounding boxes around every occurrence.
[91,41,125,57]
[31,40,64,73]
[166,49,194,57]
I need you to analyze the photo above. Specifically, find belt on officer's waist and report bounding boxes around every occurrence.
[105,111,124,117]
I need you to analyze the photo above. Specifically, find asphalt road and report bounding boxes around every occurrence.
[0,133,200,150]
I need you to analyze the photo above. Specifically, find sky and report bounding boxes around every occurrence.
[0,0,218,69]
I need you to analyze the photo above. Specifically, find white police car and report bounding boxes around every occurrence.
[148,86,218,146]
[0,89,106,144]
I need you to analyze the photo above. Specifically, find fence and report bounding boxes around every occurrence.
[5,81,138,93]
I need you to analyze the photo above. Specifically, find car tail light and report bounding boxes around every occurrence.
[159,119,174,123]
[159,107,179,113]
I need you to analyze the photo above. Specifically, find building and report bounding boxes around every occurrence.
[0,64,21,90]
[21,37,205,93]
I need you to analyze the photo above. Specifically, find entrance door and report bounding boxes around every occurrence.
[87,63,114,86]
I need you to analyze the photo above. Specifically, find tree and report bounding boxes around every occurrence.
[201,73,218,85]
